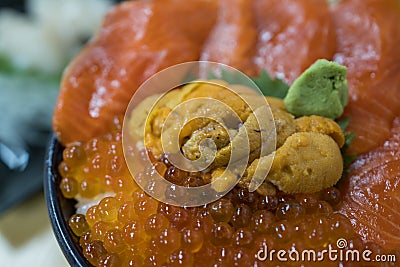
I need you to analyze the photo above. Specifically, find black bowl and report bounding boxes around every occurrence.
[44,135,90,267]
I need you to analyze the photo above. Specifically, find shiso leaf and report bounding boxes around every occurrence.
[206,68,289,98]
[337,117,350,132]
[218,68,246,85]
[342,154,357,169]
[344,132,355,147]
[207,68,253,86]
[251,70,289,99]
[336,117,357,170]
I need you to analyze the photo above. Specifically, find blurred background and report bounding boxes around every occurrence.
[0,0,122,265]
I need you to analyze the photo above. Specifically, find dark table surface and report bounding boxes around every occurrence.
[0,143,47,215]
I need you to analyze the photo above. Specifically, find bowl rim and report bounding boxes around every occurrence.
[44,134,90,267]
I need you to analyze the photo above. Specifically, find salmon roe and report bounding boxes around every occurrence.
[61,118,391,267]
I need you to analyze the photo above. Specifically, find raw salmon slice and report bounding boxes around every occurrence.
[53,0,339,145]
[200,0,258,76]
[53,0,218,145]
[253,0,337,84]
[338,116,400,251]
[331,0,400,155]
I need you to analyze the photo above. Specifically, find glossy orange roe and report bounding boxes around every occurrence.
[61,118,394,267]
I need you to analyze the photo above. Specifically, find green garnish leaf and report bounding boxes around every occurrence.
[182,71,198,84]
[336,117,357,169]
[342,133,356,169]
[252,70,289,99]
[205,68,289,98]
[220,68,246,85]
[337,117,350,132]
[343,154,357,171]
[344,132,355,147]
[206,68,251,86]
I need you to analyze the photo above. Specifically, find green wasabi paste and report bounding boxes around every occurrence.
[284,59,348,119]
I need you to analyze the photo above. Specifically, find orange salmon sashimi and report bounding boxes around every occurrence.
[338,117,400,251]
[333,0,400,252]
[253,0,337,84]
[200,0,258,76]
[53,0,218,145]
[53,0,338,145]
[331,0,400,155]
[201,0,338,81]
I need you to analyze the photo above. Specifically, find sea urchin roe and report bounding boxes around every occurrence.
[267,132,343,194]
[133,79,347,197]
[271,108,296,148]
[295,115,345,147]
